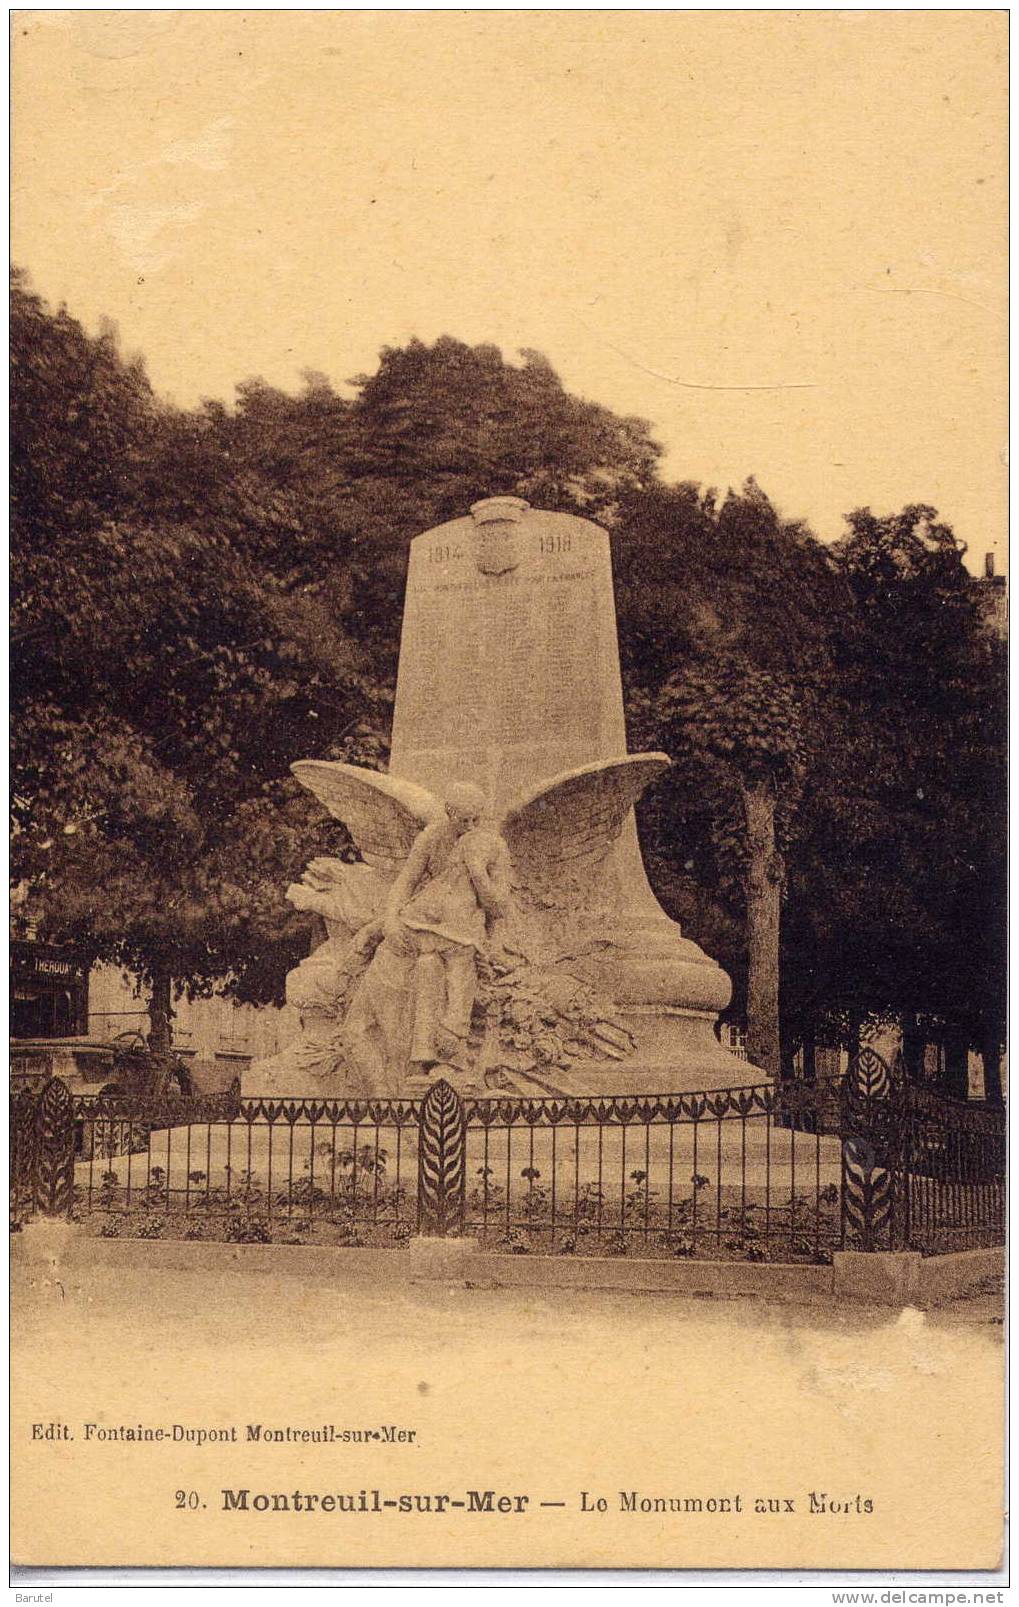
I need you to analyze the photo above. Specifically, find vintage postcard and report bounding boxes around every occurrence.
[10,8,1006,1584]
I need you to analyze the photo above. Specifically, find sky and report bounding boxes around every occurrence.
[11,11,1008,568]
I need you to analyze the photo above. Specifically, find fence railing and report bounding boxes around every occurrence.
[10,1053,1005,1261]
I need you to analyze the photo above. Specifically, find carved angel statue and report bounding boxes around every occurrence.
[249,754,669,1098]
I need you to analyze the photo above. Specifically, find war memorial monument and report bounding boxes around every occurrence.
[254,495,752,1099]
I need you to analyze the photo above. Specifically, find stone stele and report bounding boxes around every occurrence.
[256,497,756,1096]
[388,496,753,1091]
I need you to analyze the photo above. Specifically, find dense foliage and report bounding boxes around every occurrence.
[10,269,1006,1085]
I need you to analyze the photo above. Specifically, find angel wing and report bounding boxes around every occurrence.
[499,753,670,894]
[291,761,442,880]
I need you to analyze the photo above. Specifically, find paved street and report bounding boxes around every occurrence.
[11,1247,1005,1347]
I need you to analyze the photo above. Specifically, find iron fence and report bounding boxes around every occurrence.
[66,1088,420,1248]
[457,1081,844,1260]
[9,1053,1005,1261]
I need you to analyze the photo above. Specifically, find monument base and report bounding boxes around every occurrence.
[611,1006,762,1093]
[245,1007,757,1101]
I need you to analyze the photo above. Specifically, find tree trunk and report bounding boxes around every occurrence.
[147,966,174,1055]
[901,1012,924,1083]
[800,1018,817,1085]
[741,779,782,1079]
[779,1032,797,1083]
[846,1009,862,1069]
[942,1027,969,1102]
[981,1022,1004,1107]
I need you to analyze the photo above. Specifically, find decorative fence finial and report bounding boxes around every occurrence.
[32,1078,76,1218]
[416,1078,466,1237]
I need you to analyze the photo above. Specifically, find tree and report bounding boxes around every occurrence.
[11,268,156,552]
[12,292,665,1037]
[616,480,839,1075]
[813,505,1007,1098]
[204,337,662,666]
[109,335,663,682]
[11,516,379,1042]
[15,270,1004,1091]
[619,489,1006,1096]
[348,337,659,514]
[10,278,378,1038]
[648,655,806,1076]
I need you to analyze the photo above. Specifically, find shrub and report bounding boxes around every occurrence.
[225,1215,271,1244]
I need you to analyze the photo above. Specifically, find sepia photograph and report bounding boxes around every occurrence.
[9,8,1007,1587]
